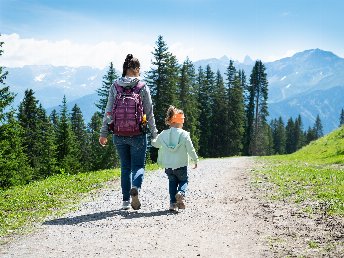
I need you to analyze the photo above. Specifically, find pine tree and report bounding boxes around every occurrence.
[313,114,323,139]
[210,70,227,157]
[179,58,200,151]
[145,36,180,161]
[17,89,40,171]
[145,35,179,132]
[198,65,215,157]
[35,104,58,178]
[243,68,255,156]
[227,72,245,155]
[305,126,316,144]
[0,87,13,123]
[0,113,33,188]
[248,60,269,156]
[87,112,118,170]
[56,96,80,174]
[294,115,304,151]
[285,117,295,154]
[18,89,57,179]
[265,124,274,155]
[96,62,119,114]
[339,108,344,127]
[95,63,120,169]
[71,104,90,171]
[49,109,59,133]
[223,60,236,154]
[0,37,32,188]
[270,117,286,154]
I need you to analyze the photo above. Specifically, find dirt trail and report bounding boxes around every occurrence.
[0,157,342,257]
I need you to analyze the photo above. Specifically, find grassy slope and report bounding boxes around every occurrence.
[0,164,159,239]
[257,126,344,216]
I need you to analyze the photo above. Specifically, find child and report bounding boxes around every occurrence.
[151,106,198,211]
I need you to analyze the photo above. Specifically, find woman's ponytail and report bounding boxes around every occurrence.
[122,54,140,77]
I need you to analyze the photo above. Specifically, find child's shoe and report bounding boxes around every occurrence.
[122,201,130,210]
[175,192,185,209]
[130,187,141,210]
[169,203,177,211]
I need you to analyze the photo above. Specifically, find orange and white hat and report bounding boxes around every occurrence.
[170,113,185,124]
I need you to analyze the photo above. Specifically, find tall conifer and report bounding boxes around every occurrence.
[270,117,286,154]
[56,96,80,173]
[146,35,179,132]
[71,104,90,171]
[96,62,118,115]
[0,37,32,188]
[35,104,58,177]
[18,89,40,169]
[210,70,227,157]
[285,117,295,154]
[227,72,245,155]
[198,65,214,157]
[248,60,269,156]
[313,114,323,139]
[179,58,200,151]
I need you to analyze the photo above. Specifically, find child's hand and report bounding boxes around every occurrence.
[99,136,108,147]
[193,163,197,169]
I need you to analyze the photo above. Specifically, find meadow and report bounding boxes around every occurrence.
[256,126,344,216]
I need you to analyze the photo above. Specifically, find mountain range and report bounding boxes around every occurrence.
[5,48,344,134]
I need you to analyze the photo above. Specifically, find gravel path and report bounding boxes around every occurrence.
[1,157,342,257]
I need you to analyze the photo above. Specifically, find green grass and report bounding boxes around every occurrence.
[256,126,344,216]
[0,163,159,239]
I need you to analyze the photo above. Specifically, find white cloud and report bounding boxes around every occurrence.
[88,75,97,81]
[0,34,154,70]
[34,73,46,82]
[0,33,298,70]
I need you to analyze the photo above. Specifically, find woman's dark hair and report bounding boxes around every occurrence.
[122,54,140,77]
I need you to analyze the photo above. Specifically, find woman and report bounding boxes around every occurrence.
[99,54,158,210]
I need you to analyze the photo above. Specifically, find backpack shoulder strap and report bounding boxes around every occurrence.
[114,82,124,93]
[133,81,145,93]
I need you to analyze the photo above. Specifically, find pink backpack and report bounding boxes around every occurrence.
[108,81,145,136]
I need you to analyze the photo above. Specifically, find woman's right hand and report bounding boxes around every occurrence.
[99,136,108,147]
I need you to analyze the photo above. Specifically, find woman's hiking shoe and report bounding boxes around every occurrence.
[175,192,185,209]
[169,203,177,211]
[130,187,141,210]
[122,201,130,210]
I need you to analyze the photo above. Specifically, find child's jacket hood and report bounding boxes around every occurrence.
[158,127,185,153]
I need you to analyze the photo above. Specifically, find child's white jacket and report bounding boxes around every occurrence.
[151,127,198,169]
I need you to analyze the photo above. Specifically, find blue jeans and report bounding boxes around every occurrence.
[113,134,147,201]
[165,166,188,204]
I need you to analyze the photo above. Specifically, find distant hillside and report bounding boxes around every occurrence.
[6,65,105,108]
[46,93,100,123]
[266,49,344,102]
[290,125,344,164]
[6,49,344,133]
[269,86,344,133]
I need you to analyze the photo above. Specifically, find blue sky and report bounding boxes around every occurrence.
[1,0,343,70]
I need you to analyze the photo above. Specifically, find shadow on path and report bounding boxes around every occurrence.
[43,209,176,226]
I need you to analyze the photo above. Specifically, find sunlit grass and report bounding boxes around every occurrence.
[256,126,344,216]
[0,163,159,239]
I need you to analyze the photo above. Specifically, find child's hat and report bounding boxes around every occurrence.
[171,113,184,124]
